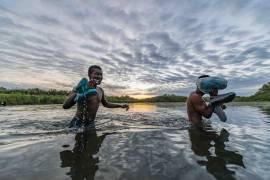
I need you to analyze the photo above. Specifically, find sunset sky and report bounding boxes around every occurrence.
[0,0,270,97]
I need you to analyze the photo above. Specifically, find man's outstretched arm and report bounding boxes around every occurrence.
[100,88,129,110]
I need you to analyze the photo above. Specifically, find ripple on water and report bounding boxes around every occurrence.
[1,103,270,180]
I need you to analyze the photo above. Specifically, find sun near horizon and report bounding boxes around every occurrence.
[129,94,156,99]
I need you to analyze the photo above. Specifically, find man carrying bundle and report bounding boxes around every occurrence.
[63,65,129,129]
[186,75,235,126]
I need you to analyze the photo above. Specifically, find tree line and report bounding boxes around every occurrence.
[0,87,69,96]
[235,82,270,102]
[0,82,269,105]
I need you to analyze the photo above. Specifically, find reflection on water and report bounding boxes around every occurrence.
[1,103,270,180]
[189,126,245,180]
[60,131,109,180]
[129,103,157,112]
[258,106,270,118]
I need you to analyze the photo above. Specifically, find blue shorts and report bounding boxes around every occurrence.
[69,116,96,129]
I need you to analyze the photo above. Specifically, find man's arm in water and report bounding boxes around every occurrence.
[63,91,76,109]
[100,88,129,111]
[192,94,214,118]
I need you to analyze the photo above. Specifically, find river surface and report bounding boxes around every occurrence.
[0,103,270,180]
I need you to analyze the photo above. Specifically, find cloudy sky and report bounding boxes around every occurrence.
[0,0,269,98]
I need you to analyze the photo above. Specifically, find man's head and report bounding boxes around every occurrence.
[88,65,103,85]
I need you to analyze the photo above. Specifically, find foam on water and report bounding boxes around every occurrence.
[0,104,188,141]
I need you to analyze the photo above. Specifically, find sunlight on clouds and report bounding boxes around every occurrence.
[0,0,270,96]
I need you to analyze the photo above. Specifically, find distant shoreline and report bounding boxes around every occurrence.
[1,101,270,107]
[0,93,269,106]
[1,81,269,105]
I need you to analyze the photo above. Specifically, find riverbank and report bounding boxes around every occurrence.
[0,93,188,105]
[1,81,270,105]
[1,93,270,106]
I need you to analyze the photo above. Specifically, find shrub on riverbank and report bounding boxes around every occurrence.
[0,94,66,105]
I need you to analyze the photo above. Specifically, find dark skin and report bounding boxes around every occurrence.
[186,88,218,125]
[63,68,129,122]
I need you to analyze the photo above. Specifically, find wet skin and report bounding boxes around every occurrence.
[186,88,217,125]
[63,68,129,122]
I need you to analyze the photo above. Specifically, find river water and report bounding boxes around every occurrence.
[0,103,270,180]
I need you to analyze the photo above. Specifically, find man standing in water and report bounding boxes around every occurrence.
[63,65,129,128]
[186,75,218,126]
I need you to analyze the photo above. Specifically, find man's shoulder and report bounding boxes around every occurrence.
[189,92,202,102]
[96,86,104,95]
[188,91,198,98]
[96,86,104,91]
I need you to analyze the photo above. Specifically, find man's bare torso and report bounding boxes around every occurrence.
[75,87,103,121]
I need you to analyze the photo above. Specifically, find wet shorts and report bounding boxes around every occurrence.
[69,116,96,129]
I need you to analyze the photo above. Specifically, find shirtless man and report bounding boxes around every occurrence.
[63,65,129,128]
[186,75,218,125]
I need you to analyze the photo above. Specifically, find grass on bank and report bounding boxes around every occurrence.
[0,82,269,105]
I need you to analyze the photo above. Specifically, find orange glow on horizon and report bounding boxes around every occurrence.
[129,95,156,99]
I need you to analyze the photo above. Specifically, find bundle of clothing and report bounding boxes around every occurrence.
[197,76,235,122]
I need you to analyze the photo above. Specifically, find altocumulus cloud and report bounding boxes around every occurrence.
[0,0,270,96]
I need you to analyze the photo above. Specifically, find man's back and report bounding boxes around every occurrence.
[187,91,204,125]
